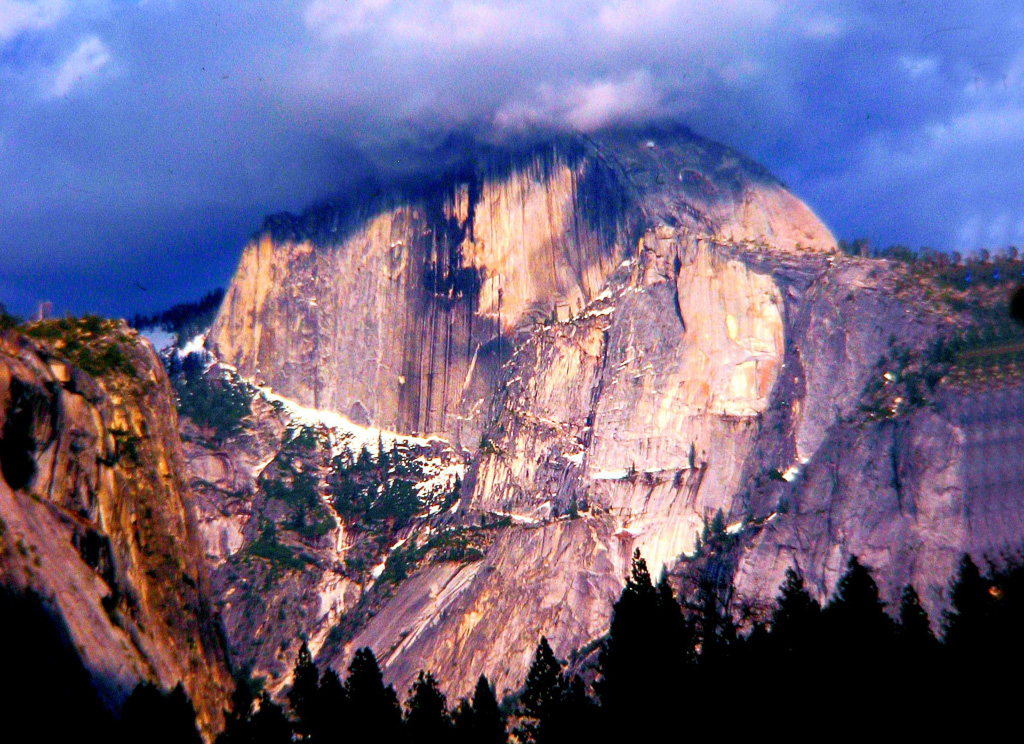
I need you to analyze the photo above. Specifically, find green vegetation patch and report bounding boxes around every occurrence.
[246,523,312,572]
[263,468,334,542]
[23,316,137,379]
[172,355,251,438]
[327,443,430,530]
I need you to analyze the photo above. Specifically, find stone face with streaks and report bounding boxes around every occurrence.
[209,124,1024,702]
[0,323,233,736]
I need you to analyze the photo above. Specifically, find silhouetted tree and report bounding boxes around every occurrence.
[217,675,256,744]
[826,556,893,647]
[288,642,320,741]
[943,555,991,651]
[344,648,403,744]
[597,549,700,732]
[770,567,821,656]
[451,699,476,744]
[554,674,599,742]
[516,637,565,744]
[405,671,452,742]
[595,550,655,715]
[317,668,346,738]
[897,585,936,650]
[468,675,507,744]
[823,556,895,708]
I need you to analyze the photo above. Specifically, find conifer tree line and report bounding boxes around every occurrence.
[10,547,1024,740]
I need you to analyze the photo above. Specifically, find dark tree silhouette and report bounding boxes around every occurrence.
[251,691,293,744]
[316,668,346,739]
[344,647,404,744]
[825,556,894,647]
[771,567,822,654]
[516,637,565,744]
[451,699,476,744]
[217,675,256,744]
[943,554,991,651]
[897,584,936,649]
[596,549,699,733]
[595,550,655,713]
[468,675,507,744]
[405,671,452,742]
[288,642,320,741]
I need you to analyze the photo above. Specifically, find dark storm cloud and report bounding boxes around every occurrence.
[2,0,1023,316]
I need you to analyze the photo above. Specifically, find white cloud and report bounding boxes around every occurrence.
[494,69,664,132]
[800,13,844,39]
[928,105,1024,147]
[47,35,112,98]
[900,55,938,78]
[0,0,65,42]
[304,0,392,36]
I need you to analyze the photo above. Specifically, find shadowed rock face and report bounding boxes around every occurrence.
[0,324,232,737]
[733,383,1024,623]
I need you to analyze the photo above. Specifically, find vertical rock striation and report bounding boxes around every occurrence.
[0,322,232,735]
[208,124,1023,702]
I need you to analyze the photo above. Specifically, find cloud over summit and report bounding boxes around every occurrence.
[1,1,1024,316]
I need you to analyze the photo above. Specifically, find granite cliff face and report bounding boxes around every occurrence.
[0,320,232,735]
[209,127,832,452]
[203,125,1023,701]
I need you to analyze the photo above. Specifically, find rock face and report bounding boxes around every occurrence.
[206,124,1024,703]
[178,369,469,696]
[210,126,833,452]
[0,321,232,735]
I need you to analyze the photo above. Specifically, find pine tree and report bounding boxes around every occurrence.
[344,647,404,744]
[826,556,892,640]
[288,642,320,741]
[470,675,507,744]
[770,567,821,655]
[897,584,936,648]
[943,554,991,650]
[217,676,256,744]
[823,556,894,696]
[451,698,476,744]
[317,668,346,738]
[553,674,598,742]
[516,637,565,744]
[405,671,452,742]
[596,549,686,732]
[709,509,726,540]
[654,574,696,690]
[895,583,940,709]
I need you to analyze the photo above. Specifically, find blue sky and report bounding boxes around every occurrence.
[2,0,1023,317]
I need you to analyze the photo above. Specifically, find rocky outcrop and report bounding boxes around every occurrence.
[177,368,468,695]
[0,321,232,735]
[209,126,835,453]
[204,124,1024,703]
[732,380,1024,622]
